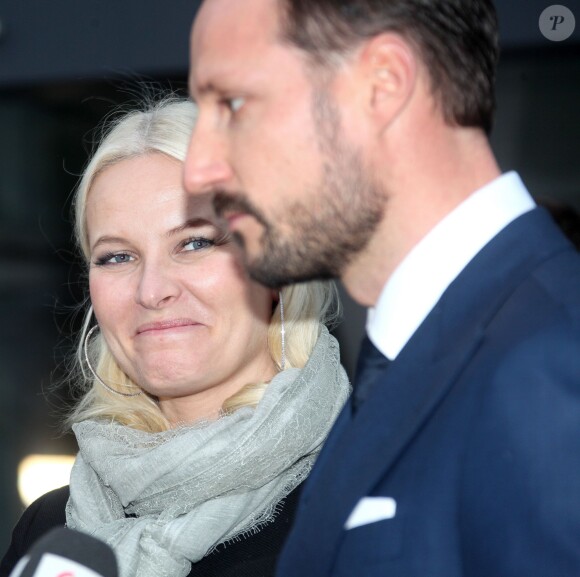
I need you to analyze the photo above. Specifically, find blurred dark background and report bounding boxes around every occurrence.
[1,0,579,549]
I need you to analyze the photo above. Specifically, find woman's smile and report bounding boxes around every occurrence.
[135,318,201,336]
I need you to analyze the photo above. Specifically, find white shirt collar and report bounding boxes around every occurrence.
[367,172,535,360]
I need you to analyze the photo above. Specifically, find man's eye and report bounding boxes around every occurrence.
[228,97,245,113]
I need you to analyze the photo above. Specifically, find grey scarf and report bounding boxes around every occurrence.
[66,328,349,577]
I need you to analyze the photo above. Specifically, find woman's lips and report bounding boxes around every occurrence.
[136,319,199,335]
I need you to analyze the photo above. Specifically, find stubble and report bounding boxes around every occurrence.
[214,88,387,288]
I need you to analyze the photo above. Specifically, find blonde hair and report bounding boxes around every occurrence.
[68,97,339,432]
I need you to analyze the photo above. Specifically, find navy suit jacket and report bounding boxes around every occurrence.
[277,208,580,576]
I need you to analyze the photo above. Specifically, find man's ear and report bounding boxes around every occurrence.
[358,33,417,130]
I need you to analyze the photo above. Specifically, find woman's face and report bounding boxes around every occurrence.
[86,153,277,423]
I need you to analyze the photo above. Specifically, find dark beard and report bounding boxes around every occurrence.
[213,90,386,289]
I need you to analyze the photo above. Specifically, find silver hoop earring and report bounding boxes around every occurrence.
[83,325,142,397]
[279,291,286,371]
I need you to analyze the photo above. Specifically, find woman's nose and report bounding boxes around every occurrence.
[135,261,182,309]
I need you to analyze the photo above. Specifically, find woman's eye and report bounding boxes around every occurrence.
[95,253,134,266]
[183,238,214,252]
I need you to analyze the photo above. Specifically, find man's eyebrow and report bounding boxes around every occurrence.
[195,82,217,97]
[191,67,249,98]
[190,79,221,99]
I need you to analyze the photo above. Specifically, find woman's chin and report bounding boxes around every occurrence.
[135,366,205,399]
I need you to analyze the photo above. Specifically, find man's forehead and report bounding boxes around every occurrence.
[192,0,280,53]
[190,0,283,91]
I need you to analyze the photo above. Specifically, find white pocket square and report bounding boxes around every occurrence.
[344,496,397,530]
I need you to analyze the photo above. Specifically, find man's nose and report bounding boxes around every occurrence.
[183,120,233,195]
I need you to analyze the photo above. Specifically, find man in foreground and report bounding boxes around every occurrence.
[185,0,580,574]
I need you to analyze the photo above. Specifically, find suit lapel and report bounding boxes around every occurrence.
[293,299,485,576]
[288,208,573,577]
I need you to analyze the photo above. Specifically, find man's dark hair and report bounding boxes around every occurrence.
[280,0,499,134]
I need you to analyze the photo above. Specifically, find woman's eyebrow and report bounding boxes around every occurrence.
[166,218,215,238]
[91,235,128,251]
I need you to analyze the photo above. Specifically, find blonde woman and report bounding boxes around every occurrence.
[1,98,349,577]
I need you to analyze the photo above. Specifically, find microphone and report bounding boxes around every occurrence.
[9,527,118,577]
